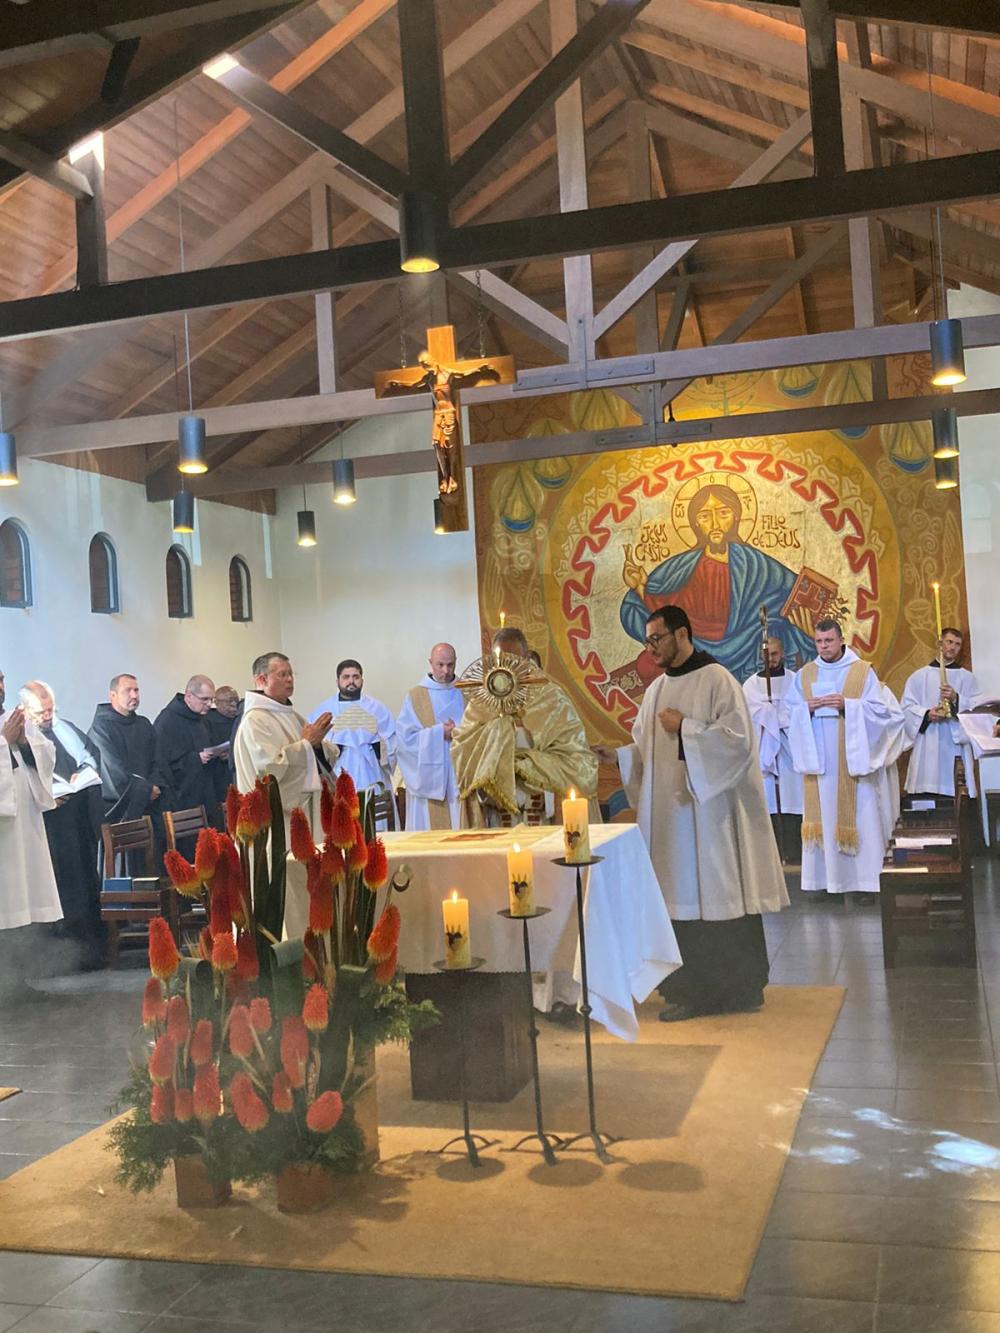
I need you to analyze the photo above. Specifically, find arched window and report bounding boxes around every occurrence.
[165,545,193,619]
[0,518,32,608]
[89,532,120,614]
[228,555,252,623]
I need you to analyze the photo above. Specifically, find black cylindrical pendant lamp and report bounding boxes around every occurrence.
[332,458,356,506]
[177,414,208,474]
[0,431,18,487]
[932,407,959,460]
[297,509,317,546]
[173,490,195,533]
[929,318,966,387]
[934,455,959,490]
[433,497,446,534]
[399,190,440,274]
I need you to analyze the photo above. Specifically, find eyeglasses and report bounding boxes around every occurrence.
[645,631,673,648]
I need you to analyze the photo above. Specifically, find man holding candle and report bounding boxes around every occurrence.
[902,627,982,798]
[603,605,788,1021]
[396,643,464,830]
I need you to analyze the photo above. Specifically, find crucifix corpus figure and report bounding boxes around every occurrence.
[374,325,515,503]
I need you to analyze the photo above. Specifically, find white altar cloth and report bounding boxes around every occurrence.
[958,713,1000,846]
[383,823,680,1041]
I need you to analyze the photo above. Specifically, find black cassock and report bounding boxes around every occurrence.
[87,704,170,868]
[40,719,104,962]
[206,705,237,810]
[154,694,223,826]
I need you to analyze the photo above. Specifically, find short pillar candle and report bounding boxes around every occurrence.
[562,788,590,864]
[442,890,471,968]
[506,842,535,916]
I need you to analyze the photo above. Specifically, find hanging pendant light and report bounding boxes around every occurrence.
[297,501,317,547]
[0,431,18,487]
[173,489,195,533]
[933,455,958,490]
[929,318,966,387]
[177,414,207,474]
[399,190,440,273]
[433,497,446,534]
[332,457,356,506]
[932,406,959,459]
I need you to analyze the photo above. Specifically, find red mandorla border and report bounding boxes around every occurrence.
[558,449,881,727]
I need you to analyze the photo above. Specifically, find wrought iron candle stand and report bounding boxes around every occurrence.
[498,906,562,1166]
[552,855,620,1163]
[430,957,496,1167]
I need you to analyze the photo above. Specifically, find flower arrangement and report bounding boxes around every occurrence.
[109,774,436,1202]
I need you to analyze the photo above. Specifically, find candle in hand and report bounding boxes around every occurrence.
[932,580,944,641]
[506,842,535,916]
[442,890,471,968]
[562,788,590,864]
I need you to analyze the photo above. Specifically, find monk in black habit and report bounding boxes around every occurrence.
[88,673,170,860]
[154,674,225,830]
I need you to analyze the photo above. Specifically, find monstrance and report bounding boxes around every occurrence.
[455,651,545,714]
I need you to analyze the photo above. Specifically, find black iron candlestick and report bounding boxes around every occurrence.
[498,906,562,1166]
[552,854,620,1163]
[431,957,495,1167]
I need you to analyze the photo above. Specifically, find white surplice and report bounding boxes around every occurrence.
[742,670,804,815]
[395,677,464,830]
[0,718,62,930]
[619,658,789,921]
[785,650,905,894]
[309,693,397,795]
[902,664,982,797]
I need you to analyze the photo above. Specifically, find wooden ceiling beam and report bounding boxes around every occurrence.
[624,26,811,110]
[800,0,846,177]
[0,130,93,200]
[759,0,1000,40]
[551,0,595,365]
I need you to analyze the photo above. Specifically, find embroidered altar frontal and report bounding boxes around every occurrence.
[470,357,968,745]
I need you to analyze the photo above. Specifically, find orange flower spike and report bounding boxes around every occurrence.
[329,800,355,850]
[306,1089,344,1134]
[189,1019,214,1067]
[224,786,242,837]
[280,1016,309,1088]
[308,878,334,935]
[367,903,401,963]
[347,823,369,873]
[148,917,180,981]
[228,1004,255,1059]
[148,1034,176,1085]
[320,842,345,882]
[150,1082,175,1125]
[142,977,166,1027]
[319,783,335,839]
[302,983,329,1032]
[271,1071,294,1113]
[230,1072,269,1133]
[235,931,259,982]
[209,883,232,938]
[234,792,258,844]
[192,1064,222,1123]
[165,994,190,1045]
[193,827,221,882]
[289,807,317,863]
[249,778,271,832]
[374,947,398,985]
[249,997,272,1033]
[363,836,388,891]
[211,931,238,974]
[162,849,201,897]
[335,769,357,810]
[174,1087,194,1122]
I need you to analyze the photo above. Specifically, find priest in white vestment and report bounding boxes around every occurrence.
[609,606,788,1021]
[902,627,982,797]
[0,668,62,932]
[742,635,804,860]
[396,643,464,830]
[232,651,336,938]
[309,660,397,800]
[785,620,905,895]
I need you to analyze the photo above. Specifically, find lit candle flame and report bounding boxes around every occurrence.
[932,580,940,591]
[512,842,520,853]
[499,610,506,628]
[450,889,459,903]
[569,788,576,800]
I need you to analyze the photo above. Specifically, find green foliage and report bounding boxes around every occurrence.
[106,1067,228,1194]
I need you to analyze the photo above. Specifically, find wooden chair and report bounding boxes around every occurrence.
[370,785,397,832]
[163,804,210,853]
[100,816,172,966]
[880,763,977,969]
[162,806,211,945]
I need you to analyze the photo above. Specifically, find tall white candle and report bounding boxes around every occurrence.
[442,890,471,968]
[506,842,535,916]
[562,788,590,864]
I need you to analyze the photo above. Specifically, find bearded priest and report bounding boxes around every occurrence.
[396,643,464,830]
[605,605,788,1021]
[785,619,905,896]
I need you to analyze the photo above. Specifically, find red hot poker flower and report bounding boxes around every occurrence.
[289,807,317,863]
[235,931,259,982]
[225,786,242,837]
[320,783,335,839]
[150,1082,175,1124]
[217,837,245,926]
[306,1090,344,1134]
[193,1064,222,1123]
[249,779,271,832]
[302,983,329,1032]
[347,823,369,873]
[174,1087,194,1122]
[228,1004,255,1059]
[148,1034,176,1085]
[271,1071,294,1113]
[249,997,272,1033]
[335,770,357,812]
[363,837,388,891]
[367,903,401,963]
[374,947,398,985]
[142,977,166,1027]
[189,1019,214,1067]
[166,994,190,1045]
[148,917,180,981]
[194,827,221,882]
[320,842,345,882]
[230,1072,269,1133]
[211,931,238,974]
[209,882,232,938]
[163,850,201,897]
[308,876,334,935]
[329,800,355,850]
[280,1015,309,1089]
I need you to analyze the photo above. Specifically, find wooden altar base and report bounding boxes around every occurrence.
[405,971,532,1103]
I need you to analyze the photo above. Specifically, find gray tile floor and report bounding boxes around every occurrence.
[3,859,1000,1331]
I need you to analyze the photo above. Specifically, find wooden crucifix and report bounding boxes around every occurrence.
[374,325,515,520]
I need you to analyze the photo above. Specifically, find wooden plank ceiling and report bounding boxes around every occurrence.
[0,0,998,505]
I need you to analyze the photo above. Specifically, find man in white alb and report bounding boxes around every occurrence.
[742,635,804,858]
[310,660,397,800]
[396,643,464,830]
[785,619,905,897]
[902,626,982,797]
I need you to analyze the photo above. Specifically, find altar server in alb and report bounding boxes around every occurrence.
[310,660,397,798]
[611,605,788,1021]
[0,667,62,932]
[785,620,905,895]
[396,643,464,830]
[742,635,804,853]
[902,627,982,797]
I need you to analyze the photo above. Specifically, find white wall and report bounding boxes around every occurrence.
[273,408,483,718]
[949,285,1000,697]
[0,458,281,728]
